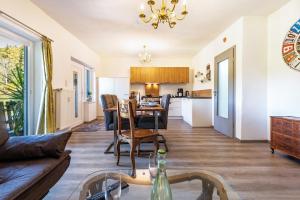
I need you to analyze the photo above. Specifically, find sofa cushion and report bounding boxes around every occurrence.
[0,130,71,161]
[0,151,70,200]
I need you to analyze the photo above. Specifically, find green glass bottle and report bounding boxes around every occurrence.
[151,149,172,200]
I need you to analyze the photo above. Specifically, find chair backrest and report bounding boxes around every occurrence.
[117,100,136,139]
[112,95,118,106]
[100,94,118,130]
[160,94,171,128]
[129,99,137,117]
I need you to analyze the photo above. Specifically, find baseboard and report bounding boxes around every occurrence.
[59,120,83,130]
[168,116,183,120]
[192,125,214,128]
[235,138,269,143]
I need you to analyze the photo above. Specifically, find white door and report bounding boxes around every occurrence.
[98,77,129,116]
[114,78,129,100]
[73,64,84,125]
[214,47,235,137]
[99,78,114,95]
[98,77,129,100]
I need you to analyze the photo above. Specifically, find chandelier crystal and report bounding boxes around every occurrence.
[139,0,188,29]
[139,45,151,63]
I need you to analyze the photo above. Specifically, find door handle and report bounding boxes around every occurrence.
[214,91,217,96]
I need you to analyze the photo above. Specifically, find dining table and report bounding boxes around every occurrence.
[103,105,165,156]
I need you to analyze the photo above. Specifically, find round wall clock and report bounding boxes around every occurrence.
[282,18,300,71]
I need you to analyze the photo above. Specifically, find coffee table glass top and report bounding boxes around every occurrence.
[67,169,240,200]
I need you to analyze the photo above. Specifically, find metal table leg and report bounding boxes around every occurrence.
[155,111,158,132]
[104,142,114,154]
[113,111,118,156]
[155,111,169,152]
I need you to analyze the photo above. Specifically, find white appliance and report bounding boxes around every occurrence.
[97,77,129,116]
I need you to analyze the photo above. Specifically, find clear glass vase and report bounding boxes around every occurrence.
[151,149,172,200]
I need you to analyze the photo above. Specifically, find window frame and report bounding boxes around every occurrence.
[0,19,42,135]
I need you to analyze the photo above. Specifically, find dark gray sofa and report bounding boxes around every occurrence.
[0,151,71,200]
[0,129,71,200]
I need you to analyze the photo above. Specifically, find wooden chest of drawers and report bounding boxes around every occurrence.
[271,116,300,159]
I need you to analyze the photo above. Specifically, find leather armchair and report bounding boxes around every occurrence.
[100,94,129,131]
[101,94,118,130]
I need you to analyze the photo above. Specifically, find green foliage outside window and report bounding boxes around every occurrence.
[0,45,25,136]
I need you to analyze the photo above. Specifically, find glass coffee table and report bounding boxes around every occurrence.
[67,169,240,200]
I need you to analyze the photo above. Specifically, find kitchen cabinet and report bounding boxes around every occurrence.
[182,98,212,127]
[130,67,189,84]
[168,98,183,118]
[182,98,192,124]
[84,102,96,122]
[130,67,142,83]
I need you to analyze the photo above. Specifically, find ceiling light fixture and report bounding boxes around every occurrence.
[139,0,188,29]
[139,45,152,63]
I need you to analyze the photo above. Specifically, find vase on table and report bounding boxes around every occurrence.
[151,149,172,200]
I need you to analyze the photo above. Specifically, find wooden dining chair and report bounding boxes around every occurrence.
[116,100,159,177]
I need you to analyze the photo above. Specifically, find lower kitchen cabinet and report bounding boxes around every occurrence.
[168,98,183,118]
[84,102,97,122]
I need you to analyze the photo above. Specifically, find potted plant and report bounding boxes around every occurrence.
[87,91,93,102]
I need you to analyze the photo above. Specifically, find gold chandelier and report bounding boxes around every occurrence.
[139,0,188,29]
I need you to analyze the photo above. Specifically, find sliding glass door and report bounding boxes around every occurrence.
[0,23,45,135]
[0,34,27,135]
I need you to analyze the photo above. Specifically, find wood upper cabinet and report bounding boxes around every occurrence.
[130,67,142,83]
[130,67,189,84]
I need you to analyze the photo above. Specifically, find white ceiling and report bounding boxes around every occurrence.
[31,0,289,58]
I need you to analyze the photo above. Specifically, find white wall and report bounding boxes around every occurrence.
[192,18,244,139]
[1,0,101,129]
[192,17,268,140]
[241,17,268,140]
[267,0,300,139]
[99,56,192,77]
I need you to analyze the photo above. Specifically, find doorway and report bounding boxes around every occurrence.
[0,35,26,136]
[214,46,235,137]
[72,63,84,125]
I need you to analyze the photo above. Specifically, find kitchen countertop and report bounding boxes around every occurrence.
[172,96,212,99]
[141,96,212,99]
[187,97,212,99]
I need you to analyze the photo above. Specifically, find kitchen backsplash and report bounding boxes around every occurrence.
[130,84,192,96]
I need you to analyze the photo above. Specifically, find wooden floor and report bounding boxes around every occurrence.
[45,119,300,200]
